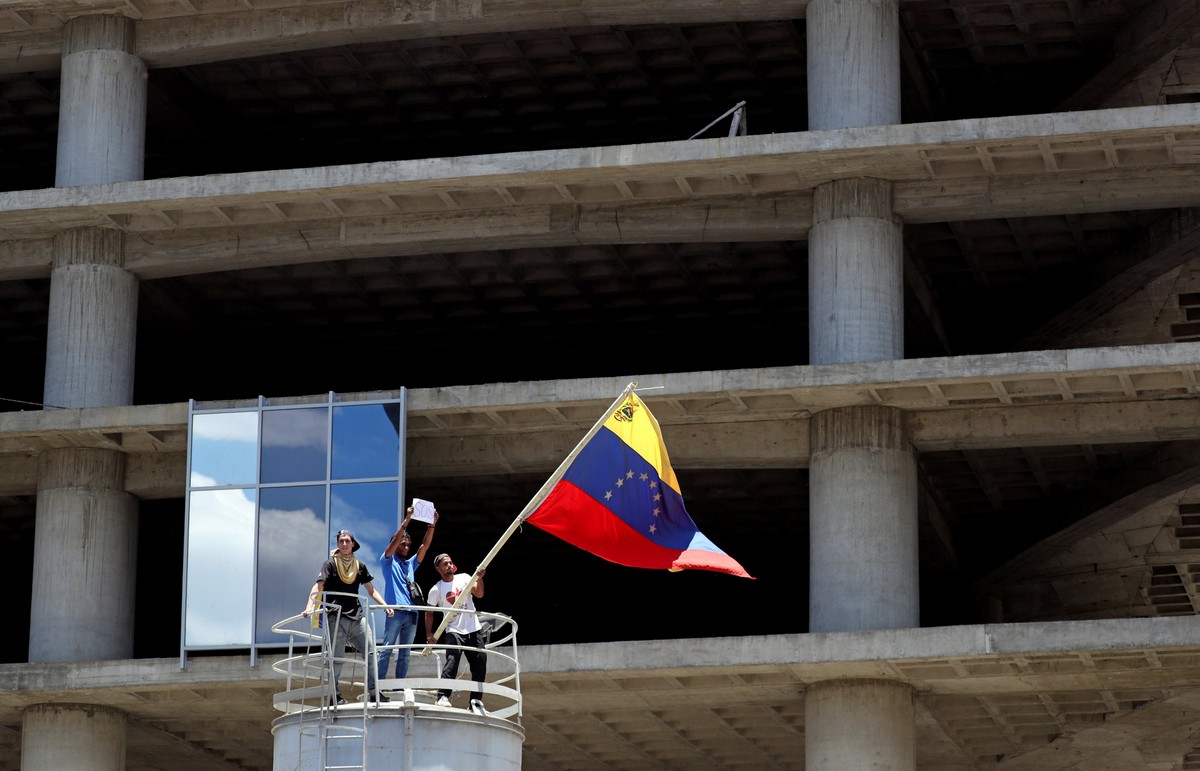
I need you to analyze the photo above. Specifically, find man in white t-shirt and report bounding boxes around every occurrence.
[424,552,487,714]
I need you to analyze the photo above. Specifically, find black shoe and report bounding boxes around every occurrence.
[330,695,347,707]
[377,693,391,703]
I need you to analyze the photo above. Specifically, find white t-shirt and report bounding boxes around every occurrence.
[426,573,481,635]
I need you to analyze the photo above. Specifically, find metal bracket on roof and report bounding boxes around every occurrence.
[689,101,748,139]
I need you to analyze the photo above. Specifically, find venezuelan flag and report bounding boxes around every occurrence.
[526,392,754,578]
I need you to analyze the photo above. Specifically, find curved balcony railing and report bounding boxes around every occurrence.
[270,592,522,721]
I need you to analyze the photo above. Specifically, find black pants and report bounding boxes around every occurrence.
[438,629,486,701]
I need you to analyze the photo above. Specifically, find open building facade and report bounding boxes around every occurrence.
[3,0,1200,768]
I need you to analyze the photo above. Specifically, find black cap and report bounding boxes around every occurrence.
[335,530,361,552]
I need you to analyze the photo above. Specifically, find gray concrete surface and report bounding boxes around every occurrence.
[4,347,1197,498]
[2,619,1200,769]
[54,15,144,188]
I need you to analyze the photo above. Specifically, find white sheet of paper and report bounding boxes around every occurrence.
[411,498,436,524]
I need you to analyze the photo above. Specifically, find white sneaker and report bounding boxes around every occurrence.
[470,699,488,716]
[435,695,451,708]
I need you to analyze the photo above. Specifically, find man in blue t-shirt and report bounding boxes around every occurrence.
[378,505,438,682]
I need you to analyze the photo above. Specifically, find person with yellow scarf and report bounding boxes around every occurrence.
[302,529,393,706]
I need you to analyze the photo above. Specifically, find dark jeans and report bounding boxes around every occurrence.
[438,629,486,701]
[378,609,419,680]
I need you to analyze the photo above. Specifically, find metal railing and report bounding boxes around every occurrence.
[271,592,522,721]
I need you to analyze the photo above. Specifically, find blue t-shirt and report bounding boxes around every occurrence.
[381,552,420,607]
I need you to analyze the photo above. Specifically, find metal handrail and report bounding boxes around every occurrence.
[271,592,522,720]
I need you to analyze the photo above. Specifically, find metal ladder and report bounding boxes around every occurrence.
[315,605,368,771]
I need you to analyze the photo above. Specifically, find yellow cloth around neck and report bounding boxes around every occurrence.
[332,552,359,584]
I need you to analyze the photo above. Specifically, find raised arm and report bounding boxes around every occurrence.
[383,506,415,559]
[471,568,485,598]
[415,510,439,563]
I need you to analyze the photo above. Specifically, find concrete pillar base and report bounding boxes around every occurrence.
[805,679,915,771]
[21,703,126,771]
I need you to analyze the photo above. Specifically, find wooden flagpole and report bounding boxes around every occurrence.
[422,381,638,647]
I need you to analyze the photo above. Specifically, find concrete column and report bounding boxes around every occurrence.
[806,0,900,131]
[804,1,913,766]
[42,228,137,409]
[809,406,917,632]
[25,14,145,770]
[805,680,915,771]
[56,14,145,187]
[808,178,903,365]
[46,14,142,410]
[29,448,137,662]
[21,704,126,771]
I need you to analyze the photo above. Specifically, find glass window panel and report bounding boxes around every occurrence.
[184,396,406,654]
[185,489,256,647]
[256,485,327,645]
[331,481,399,639]
[332,403,401,480]
[261,407,328,483]
[190,412,258,487]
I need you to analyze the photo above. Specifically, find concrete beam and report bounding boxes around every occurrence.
[0,348,1198,498]
[1,621,1199,769]
[3,106,1200,281]
[122,197,814,280]
[4,399,1199,500]
[1,618,1198,701]
[909,400,1200,450]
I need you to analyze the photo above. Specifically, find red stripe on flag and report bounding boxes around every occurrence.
[528,481,753,578]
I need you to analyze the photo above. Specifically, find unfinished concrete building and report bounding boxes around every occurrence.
[2,0,1200,768]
